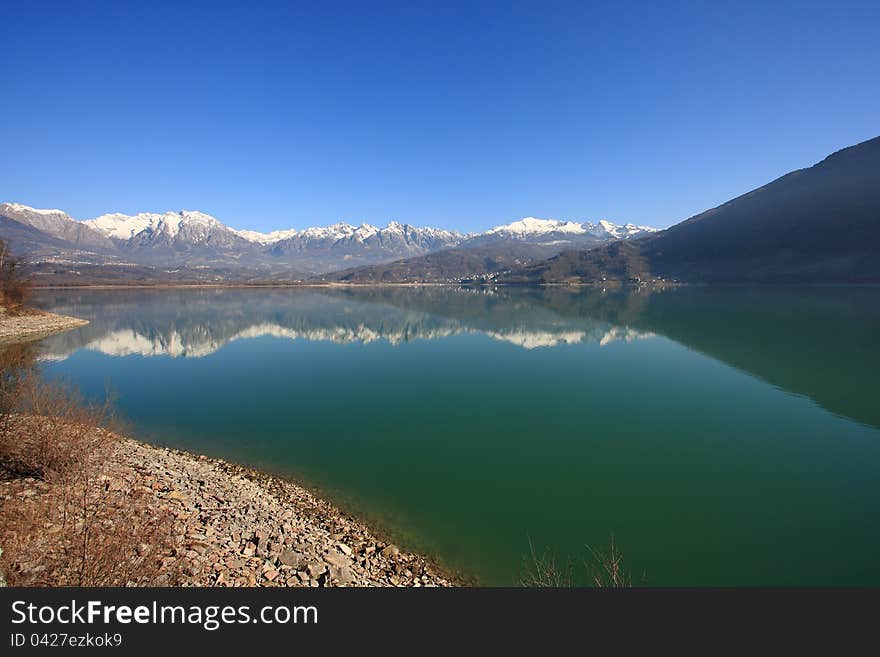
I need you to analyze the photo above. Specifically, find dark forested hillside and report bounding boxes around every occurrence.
[502,136,880,284]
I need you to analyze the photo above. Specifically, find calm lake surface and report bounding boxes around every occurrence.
[32,286,880,585]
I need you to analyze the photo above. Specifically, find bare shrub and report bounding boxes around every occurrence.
[586,534,632,588]
[0,343,37,440]
[11,380,117,483]
[520,538,573,587]
[0,368,181,586]
[521,534,634,587]
[1,461,181,586]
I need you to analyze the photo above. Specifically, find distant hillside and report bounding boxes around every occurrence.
[322,242,556,283]
[322,222,658,283]
[503,136,880,284]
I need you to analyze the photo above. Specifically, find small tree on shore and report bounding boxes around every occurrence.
[0,239,32,313]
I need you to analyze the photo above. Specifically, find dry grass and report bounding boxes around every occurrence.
[0,348,181,586]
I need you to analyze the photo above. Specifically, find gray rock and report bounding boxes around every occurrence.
[331,566,353,584]
[323,551,348,568]
[279,549,305,568]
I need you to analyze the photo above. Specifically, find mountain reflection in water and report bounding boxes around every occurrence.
[34,285,880,430]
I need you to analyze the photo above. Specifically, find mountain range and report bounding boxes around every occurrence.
[0,202,656,281]
[3,135,877,285]
[334,136,880,284]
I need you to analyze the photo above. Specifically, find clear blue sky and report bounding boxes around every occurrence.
[2,0,878,232]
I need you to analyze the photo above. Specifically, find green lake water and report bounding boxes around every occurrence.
[31,286,880,585]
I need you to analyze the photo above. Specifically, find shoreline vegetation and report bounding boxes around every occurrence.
[1,237,89,346]
[28,280,680,290]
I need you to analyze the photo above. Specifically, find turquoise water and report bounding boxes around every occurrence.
[32,286,880,585]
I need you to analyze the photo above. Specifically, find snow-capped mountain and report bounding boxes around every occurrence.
[85,210,255,257]
[231,220,463,248]
[0,202,116,250]
[231,227,300,244]
[266,221,465,257]
[79,208,465,269]
[78,207,650,251]
[485,217,657,242]
[593,219,658,240]
[0,202,659,277]
[85,212,164,240]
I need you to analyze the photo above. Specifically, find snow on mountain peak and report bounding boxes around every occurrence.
[230,227,300,244]
[179,210,221,226]
[488,217,585,236]
[486,216,659,241]
[85,212,164,240]
[592,220,658,239]
[230,221,423,245]
[83,210,227,240]
[355,223,379,240]
[1,202,70,217]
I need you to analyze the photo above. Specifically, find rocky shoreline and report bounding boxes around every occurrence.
[1,430,459,587]
[93,437,457,587]
[0,309,88,345]
[0,307,458,587]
